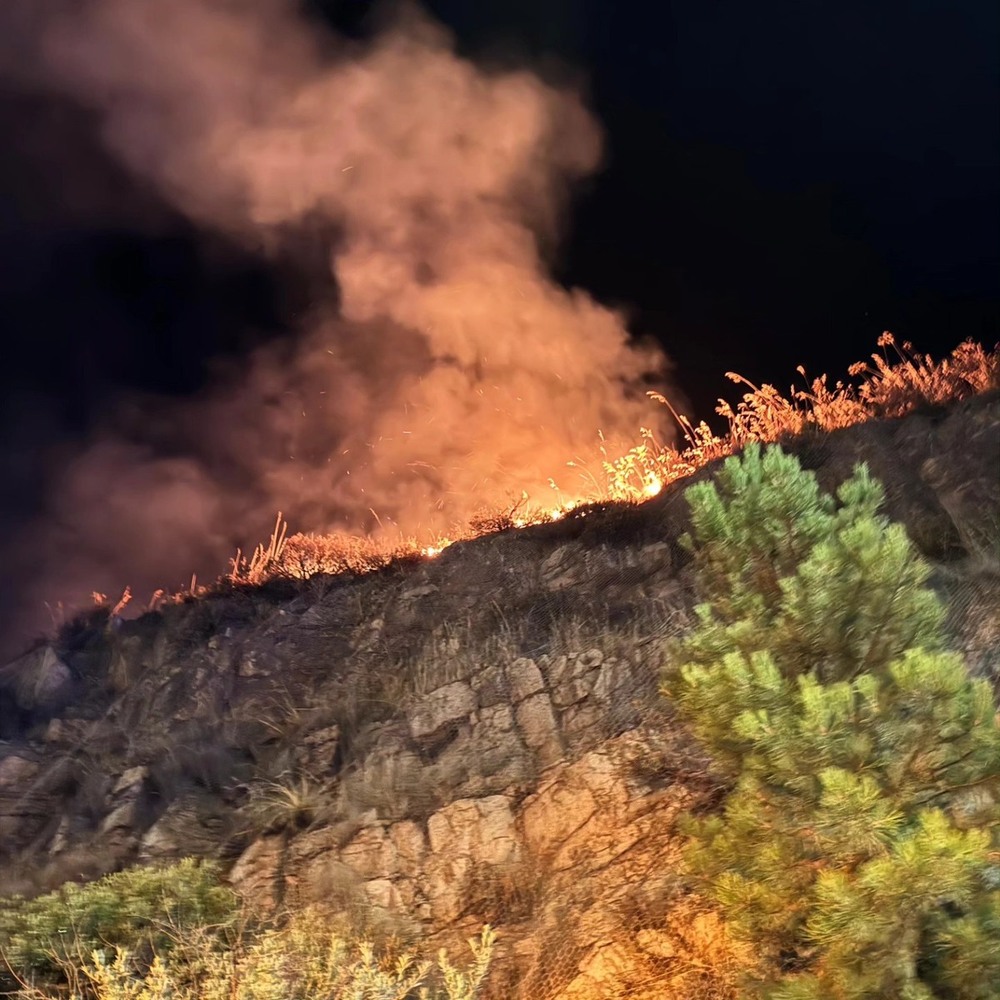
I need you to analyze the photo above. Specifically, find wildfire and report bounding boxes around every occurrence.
[421,541,452,559]
[123,335,994,607]
[514,506,569,528]
[420,503,569,559]
[642,476,664,498]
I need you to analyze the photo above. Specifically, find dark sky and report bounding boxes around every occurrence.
[3,1,996,428]
[0,0,997,650]
[0,0,1000,421]
[417,0,999,394]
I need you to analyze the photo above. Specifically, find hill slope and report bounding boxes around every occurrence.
[1,386,998,998]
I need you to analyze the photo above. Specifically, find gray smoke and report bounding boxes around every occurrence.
[1,0,675,649]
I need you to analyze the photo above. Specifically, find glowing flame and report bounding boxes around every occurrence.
[510,502,575,529]
[421,540,453,559]
[59,334,998,618]
[643,476,663,498]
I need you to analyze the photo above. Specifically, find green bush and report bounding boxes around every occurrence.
[664,443,1000,998]
[0,859,237,982]
[0,861,493,1000]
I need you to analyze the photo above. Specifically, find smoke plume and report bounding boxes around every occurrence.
[1,0,674,650]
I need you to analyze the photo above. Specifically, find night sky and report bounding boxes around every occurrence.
[419,0,999,394]
[0,0,997,651]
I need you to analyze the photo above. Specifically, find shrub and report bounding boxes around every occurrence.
[0,858,237,985]
[1,861,493,1000]
[12,911,494,1000]
[664,443,1000,998]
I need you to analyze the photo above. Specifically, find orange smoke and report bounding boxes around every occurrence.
[0,0,676,645]
[39,0,673,534]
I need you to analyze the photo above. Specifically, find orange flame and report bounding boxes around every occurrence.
[175,335,998,596]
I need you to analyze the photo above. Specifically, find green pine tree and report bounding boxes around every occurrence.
[663,443,1000,999]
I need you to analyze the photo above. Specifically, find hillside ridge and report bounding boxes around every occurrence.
[0,383,998,999]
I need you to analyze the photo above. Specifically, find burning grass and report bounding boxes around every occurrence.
[601,333,998,502]
[93,334,998,611]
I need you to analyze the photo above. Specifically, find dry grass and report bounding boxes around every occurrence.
[241,772,333,835]
[603,334,998,501]
[99,335,995,610]
[241,335,999,589]
[229,516,411,586]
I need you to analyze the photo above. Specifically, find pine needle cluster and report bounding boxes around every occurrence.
[664,443,1000,999]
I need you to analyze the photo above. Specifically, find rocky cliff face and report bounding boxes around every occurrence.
[1,391,998,999]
